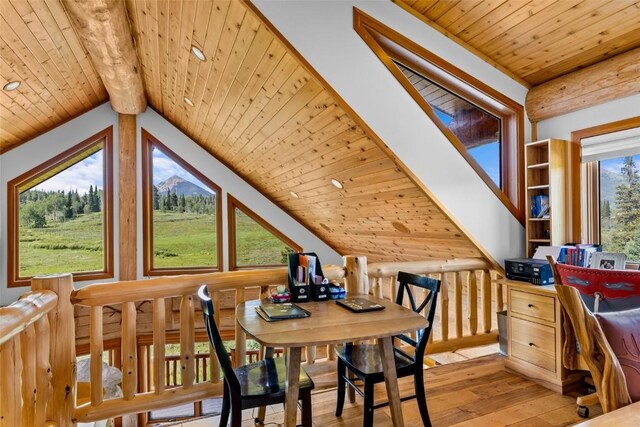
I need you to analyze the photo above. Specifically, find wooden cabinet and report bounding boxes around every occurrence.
[504,280,583,393]
[525,139,569,257]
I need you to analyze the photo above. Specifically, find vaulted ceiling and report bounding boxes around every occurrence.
[399,0,640,86]
[1,0,638,263]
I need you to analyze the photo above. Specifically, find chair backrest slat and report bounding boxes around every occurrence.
[198,285,240,392]
[395,271,441,363]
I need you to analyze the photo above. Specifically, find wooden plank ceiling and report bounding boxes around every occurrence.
[0,0,107,153]
[123,0,482,262]
[400,0,640,86]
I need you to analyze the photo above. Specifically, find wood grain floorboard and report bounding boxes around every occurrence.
[177,354,603,427]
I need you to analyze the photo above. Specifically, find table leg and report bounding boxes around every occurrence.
[284,346,302,427]
[378,336,404,427]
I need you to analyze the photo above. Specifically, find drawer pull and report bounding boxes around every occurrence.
[528,304,534,308]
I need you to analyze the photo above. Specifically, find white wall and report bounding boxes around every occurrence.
[537,94,640,141]
[0,104,340,306]
[253,0,528,266]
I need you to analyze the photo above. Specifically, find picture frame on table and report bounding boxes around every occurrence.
[591,252,626,270]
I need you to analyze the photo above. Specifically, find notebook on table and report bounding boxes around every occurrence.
[256,303,311,322]
[336,298,386,313]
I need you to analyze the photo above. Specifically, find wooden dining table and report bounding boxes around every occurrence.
[236,294,428,427]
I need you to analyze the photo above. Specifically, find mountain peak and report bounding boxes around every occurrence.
[156,175,212,197]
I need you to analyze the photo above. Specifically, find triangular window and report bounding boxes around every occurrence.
[142,130,222,275]
[228,195,301,269]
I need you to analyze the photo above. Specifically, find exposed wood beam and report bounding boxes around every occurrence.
[62,0,146,114]
[118,113,137,280]
[526,48,640,122]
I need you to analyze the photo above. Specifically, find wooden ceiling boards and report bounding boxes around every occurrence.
[0,0,108,153]
[399,0,640,86]
[124,0,484,263]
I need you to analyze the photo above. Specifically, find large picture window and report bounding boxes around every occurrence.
[576,119,640,264]
[228,195,301,270]
[7,128,114,287]
[142,130,222,275]
[354,9,524,222]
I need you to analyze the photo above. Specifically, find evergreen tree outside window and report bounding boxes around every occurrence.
[7,128,114,287]
[599,155,640,260]
[142,130,222,275]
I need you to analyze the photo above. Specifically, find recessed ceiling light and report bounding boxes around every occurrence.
[290,191,299,198]
[331,178,343,189]
[3,81,20,91]
[191,45,206,61]
[184,97,194,107]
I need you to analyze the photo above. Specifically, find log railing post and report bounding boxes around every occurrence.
[344,255,368,294]
[31,273,76,426]
[481,270,492,334]
[440,273,449,342]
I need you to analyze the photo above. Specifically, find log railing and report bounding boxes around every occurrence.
[1,256,503,425]
[0,289,58,427]
[366,258,505,354]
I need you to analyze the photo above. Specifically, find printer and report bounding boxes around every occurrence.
[504,258,554,285]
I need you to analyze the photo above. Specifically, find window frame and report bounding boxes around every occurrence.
[7,127,114,288]
[572,117,640,252]
[227,194,302,271]
[141,129,223,276]
[353,8,525,223]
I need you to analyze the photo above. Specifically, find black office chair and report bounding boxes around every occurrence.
[335,271,441,427]
[198,285,314,427]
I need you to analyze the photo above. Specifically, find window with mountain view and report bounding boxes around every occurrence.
[599,154,640,261]
[7,128,114,287]
[142,130,221,275]
[227,195,301,270]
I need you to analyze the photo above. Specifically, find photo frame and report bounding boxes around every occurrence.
[590,252,626,270]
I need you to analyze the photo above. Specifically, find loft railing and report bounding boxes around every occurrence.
[0,284,59,426]
[0,256,502,425]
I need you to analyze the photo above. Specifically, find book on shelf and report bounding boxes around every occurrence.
[531,194,550,218]
[257,303,310,321]
[533,244,601,267]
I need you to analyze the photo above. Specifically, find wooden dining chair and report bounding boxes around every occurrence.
[334,271,441,427]
[198,285,314,427]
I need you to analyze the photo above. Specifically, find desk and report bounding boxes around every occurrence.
[573,401,640,426]
[236,295,427,427]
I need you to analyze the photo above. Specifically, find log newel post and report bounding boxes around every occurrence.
[343,255,368,295]
[31,273,76,426]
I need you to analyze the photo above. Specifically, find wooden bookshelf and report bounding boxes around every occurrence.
[525,139,569,257]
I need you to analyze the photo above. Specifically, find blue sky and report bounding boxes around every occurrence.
[33,151,103,194]
[434,109,501,187]
[600,154,640,174]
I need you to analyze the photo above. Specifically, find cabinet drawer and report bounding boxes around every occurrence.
[511,289,555,322]
[511,317,556,373]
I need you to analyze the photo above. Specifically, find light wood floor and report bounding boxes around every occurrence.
[171,354,603,427]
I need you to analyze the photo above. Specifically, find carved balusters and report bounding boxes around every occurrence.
[20,324,36,426]
[34,316,51,425]
[121,301,137,399]
[440,273,449,342]
[455,271,464,339]
[211,290,221,382]
[180,295,195,388]
[153,298,166,394]
[234,289,246,367]
[467,271,478,336]
[481,270,492,333]
[90,306,104,405]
